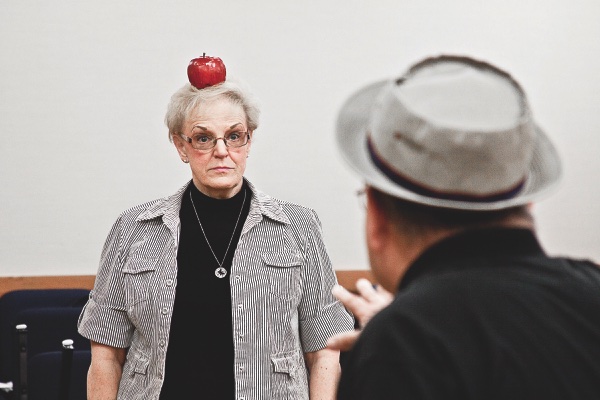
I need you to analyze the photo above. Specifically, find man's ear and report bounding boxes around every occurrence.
[365,188,391,251]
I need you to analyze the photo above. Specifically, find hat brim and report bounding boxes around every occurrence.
[336,80,563,210]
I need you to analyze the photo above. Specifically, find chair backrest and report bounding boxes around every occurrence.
[12,307,91,396]
[67,350,91,400]
[17,307,91,357]
[27,349,91,400]
[0,289,90,386]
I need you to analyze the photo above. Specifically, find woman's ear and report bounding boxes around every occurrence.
[173,135,189,162]
[246,130,253,155]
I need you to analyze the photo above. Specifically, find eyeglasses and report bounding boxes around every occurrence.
[180,127,250,151]
[356,188,367,209]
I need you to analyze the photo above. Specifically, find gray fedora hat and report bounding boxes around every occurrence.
[336,55,562,210]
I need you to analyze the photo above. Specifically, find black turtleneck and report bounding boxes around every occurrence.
[160,181,250,399]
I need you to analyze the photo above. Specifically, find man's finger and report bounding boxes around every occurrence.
[327,330,361,352]
[354,279,394,308]
[355,278,379,301]
[375,284,395,301]
[332,284,368,314]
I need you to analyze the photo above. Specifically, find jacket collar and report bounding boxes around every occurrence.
[136,179,290,226]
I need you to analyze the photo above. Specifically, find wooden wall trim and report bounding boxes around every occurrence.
[0,270,374,298]
[0,275,96,298]
[334,270,375,292]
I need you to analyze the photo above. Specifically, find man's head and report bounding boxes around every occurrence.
[336,55,562,291]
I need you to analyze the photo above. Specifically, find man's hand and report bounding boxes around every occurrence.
[327,278,393,351]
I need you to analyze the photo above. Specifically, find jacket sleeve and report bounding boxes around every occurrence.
[297,209,355,353]
[78,215,134,348]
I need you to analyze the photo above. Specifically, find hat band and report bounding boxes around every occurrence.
[367,136,525,203]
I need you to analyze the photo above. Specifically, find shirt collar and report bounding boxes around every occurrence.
[245,179,290,225]
[399,228,546,291]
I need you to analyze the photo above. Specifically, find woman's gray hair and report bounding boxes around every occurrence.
[164,79,261,142]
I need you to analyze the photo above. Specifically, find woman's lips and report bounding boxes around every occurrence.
[211,166,232,173]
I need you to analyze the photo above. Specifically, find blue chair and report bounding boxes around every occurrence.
[0,289,90,400]
[27,341,90,400]
[11,307,91,400]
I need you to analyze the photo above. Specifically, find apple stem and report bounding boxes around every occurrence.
[203,52,205,57]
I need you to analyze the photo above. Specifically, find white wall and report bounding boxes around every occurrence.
[1,0,599,277]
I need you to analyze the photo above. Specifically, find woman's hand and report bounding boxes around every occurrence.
[327,278,393,352]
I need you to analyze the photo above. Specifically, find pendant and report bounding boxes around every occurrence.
[215,267,227,279]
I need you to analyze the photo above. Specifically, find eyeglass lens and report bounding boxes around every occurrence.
[188,128,248,150]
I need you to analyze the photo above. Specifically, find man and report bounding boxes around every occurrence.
[328,55,600,399]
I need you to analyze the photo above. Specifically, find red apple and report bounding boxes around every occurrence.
[187,53,226,89]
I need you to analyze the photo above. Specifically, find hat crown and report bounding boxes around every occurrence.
[398,60,524,130]
[368,57,536,199]
[336,55,562,210]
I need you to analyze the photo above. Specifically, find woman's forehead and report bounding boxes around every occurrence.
[187,98,247,126]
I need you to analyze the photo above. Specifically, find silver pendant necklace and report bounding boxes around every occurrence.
[189,188,246,279]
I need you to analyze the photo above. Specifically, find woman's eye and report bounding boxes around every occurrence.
[194,135,212,143]
[228,132,241,141]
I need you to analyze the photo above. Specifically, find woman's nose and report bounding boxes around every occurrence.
[212,138,229,156]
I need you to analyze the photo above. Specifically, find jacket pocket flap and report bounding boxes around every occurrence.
[271,352,299,374]
[262,252,301,268]
[123,257,158,274]
[133,353,150,375]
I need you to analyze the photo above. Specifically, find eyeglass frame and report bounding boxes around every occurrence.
[356,187,367,209]
[179,130,251,151]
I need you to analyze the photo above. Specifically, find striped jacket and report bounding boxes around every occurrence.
[78,179,354,399]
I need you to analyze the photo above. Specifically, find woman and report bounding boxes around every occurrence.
[77,68,354,399]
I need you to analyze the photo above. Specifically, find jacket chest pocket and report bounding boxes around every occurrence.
[122,234,164,299]
[123,257,158,325]
[262,252,301,300]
